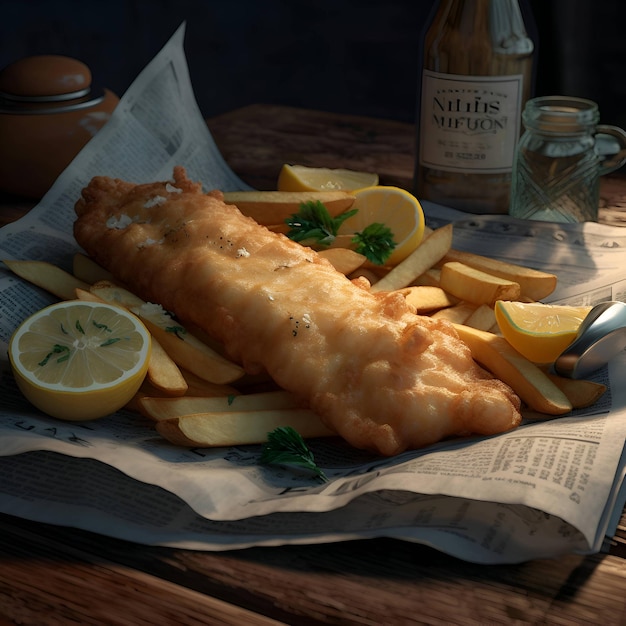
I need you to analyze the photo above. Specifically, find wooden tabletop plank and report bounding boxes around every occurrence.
[208,104,416,192]
[0,514,286,626]
[2,513,626,625]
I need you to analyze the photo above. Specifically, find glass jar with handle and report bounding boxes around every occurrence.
[509,96,626,222]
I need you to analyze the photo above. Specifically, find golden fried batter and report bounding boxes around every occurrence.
[74,167,522,455]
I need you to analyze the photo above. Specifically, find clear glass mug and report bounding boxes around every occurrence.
[509,96,626,222]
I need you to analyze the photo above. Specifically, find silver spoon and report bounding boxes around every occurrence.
[554,301,626,379]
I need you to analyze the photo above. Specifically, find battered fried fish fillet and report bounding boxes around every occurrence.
[74,167,522,456]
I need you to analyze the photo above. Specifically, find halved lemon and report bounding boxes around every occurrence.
[494,300,593,364]
[336,185,426,266]
[9,300,151,420]
[277,164,379,192]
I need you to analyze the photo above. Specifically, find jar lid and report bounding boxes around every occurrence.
[0,55,107,114]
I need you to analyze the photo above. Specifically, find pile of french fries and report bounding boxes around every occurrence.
[3,189,606,450]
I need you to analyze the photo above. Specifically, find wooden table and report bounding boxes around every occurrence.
[2,104,626,625]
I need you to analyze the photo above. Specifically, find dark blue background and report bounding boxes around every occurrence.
[1,1,624,126]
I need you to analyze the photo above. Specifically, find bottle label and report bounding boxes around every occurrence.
[419,70,524,174]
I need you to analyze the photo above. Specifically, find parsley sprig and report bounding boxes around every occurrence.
[260,426,328,482]
[285,200,396,265]
[352,223,396,266]
[286,200,356,247]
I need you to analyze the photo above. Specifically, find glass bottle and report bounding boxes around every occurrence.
[415,0,535,214]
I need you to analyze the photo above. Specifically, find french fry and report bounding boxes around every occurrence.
[440,261,521,306]
[411,268,441,288]
[4,259,89,300]
[126,381,174,413]
[453,323,572,415]
[146,338,188,396]
[318,248,367,275]
[140,390,300,421]
[348,267,381,285]
[89,280,147,307]
[75,287,104,303]
[370,223,454,293]
[141,321,244,385]
[127,378,240,413]
[544,372,607,409]
[179,369,241,398]
[430,302,476,324]
[89,281,245,385]
[72,253,114,284]
[463,303,497,331]
[156,408,335,447]
[440,249,557,301]
[75,287,189,396]
[401,285,458,314]
[222,190,355,225]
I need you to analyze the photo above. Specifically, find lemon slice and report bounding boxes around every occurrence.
[277,164,379,192]
[494,300,593,364]
[336,185,426,266]
[9,300,151,420]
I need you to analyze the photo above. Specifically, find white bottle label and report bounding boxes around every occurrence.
[419,70,524,174]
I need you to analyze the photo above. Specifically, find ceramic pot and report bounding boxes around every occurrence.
[0,55,119,198]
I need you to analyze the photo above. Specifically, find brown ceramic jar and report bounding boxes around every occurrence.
[0,55,119,198]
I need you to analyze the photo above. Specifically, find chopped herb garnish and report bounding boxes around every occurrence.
[100,337,122,347]
[227,395,236,405]
[166,325,187,339]
[75,320,85,334]
[93,321,113,332]
[285,200,356,247]
[260,426,328,482]
[352,222,396,266]
[39,344,71,367]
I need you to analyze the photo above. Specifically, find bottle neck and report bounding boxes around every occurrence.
[430,1,533,49]
[489,0,534,55]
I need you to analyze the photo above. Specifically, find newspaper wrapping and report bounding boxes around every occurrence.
[1,24,626,564]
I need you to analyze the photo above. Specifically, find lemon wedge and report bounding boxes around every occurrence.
[277,164,379,192]
[336,185,426,266]
[9,300,151,420]
[494,300,593,364]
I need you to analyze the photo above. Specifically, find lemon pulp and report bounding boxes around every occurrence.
[277,164,379,192]
[9,300,151,420]
[494,300,592,364]
[336,185,425,266]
